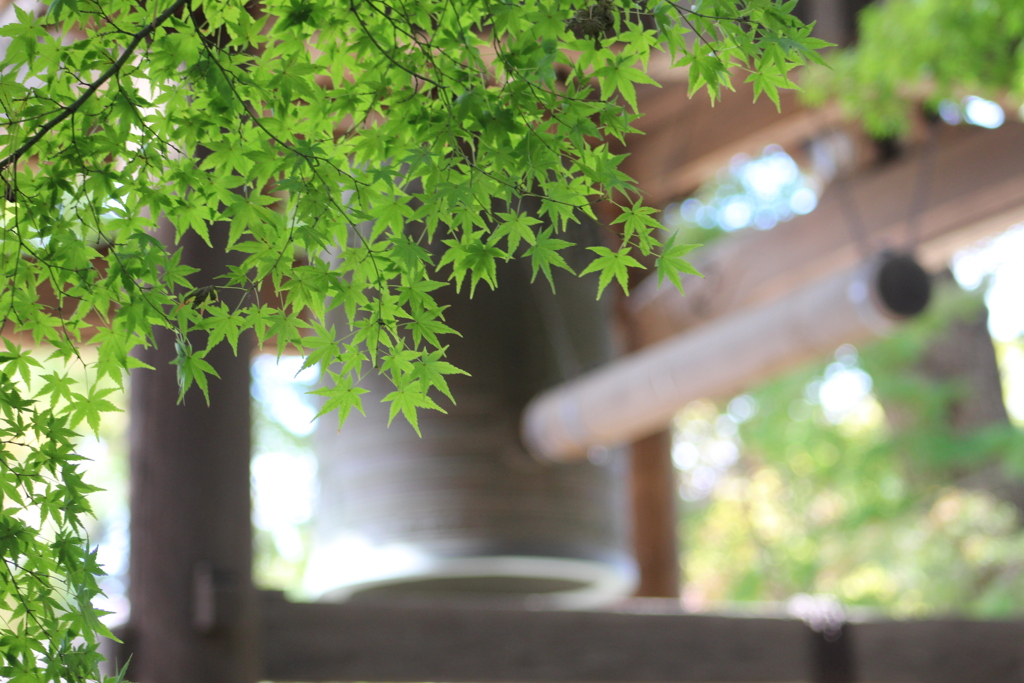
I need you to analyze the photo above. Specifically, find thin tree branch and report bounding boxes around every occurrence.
[0,0,188,173]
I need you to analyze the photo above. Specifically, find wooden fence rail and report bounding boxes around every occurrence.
[257,592,1024,683]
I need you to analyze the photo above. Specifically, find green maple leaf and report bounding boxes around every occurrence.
[389,235,433,275]
[37,371,76,409]
[655,232,703,294]
[380,347,421,380]
[579,245,643,298]
[383,378,445,436]
[0,339,41,389]
[301,321,341,371]
[201,304,244,355]
[406,307,457,349]
[524,228,574,291]
[439,233,506,296]
[312,371,369,429]
[171,343,221,405]
[67,386,123,436]
[0,0,829,669]
[613,200,663,254]
[396,276,446,311]
[414,348,469,403]
[490,211,540,254]
[594,54,660,112]
[462,240,506,297]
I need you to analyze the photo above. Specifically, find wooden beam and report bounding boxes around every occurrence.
[619,79,844,206]
[621,0,873,206]
[629,121,1024,346]
[260,593,812,682]
[522,256,924,461]
[853,619,1024,683]
[260,592,1024,683]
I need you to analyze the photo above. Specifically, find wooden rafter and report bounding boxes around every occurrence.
[628,121,1024,346]
[619,79,845,207]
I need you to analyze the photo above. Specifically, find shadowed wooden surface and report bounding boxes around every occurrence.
[620,80,844,206]
[853,619,1024,683]
[260,593,812,682]
[259,592,1024,683]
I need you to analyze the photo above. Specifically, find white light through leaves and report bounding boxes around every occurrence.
[673,398,755,501]
[952,223,1024,341]
[251,355,321,564]
[721,199,754,230]
[818,366,874,422]
[252,447,319,562]
[789,187,818,215]
[251,355,320,436]
[662,146,818,233]
[963,96,1005,129]
[950,223,1024,426]
[252,451,318,539]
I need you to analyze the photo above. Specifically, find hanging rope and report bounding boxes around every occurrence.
[836,172,875,259]
[834,118,942,261]
[904,118,942,253]
[810,127,874,259]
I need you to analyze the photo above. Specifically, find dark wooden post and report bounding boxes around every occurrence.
[791,0,870,47]
[126,223,259,683]
[630,430,680,597]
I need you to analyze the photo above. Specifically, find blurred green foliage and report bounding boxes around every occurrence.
[802,0,1024,136]
[682,282,1024,617]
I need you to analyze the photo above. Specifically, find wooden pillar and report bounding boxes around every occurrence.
[630,430,680,597]
[794,0,872,48]
[126,223,259,683]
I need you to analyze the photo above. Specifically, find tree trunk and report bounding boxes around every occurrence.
[885,293,1023,510]
[919,303,1024,509]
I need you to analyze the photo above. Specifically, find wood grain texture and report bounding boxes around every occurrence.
[628,122,1024,346]
[260,593,813,682]
[852,619,1024,683]
[261,594,1024,683]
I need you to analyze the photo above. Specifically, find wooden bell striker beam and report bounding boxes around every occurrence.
[522,253,930,462]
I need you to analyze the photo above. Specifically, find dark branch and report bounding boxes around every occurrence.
[0,0,189,173]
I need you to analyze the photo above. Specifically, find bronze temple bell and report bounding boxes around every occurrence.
[304,215,638,608]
